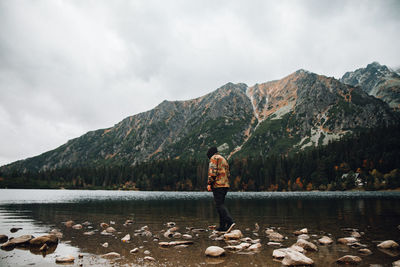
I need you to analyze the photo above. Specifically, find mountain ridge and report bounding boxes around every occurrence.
[1,64,399,174]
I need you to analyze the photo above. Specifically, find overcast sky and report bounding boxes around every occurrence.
[0,0,399,166]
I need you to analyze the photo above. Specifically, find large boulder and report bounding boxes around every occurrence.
[282,250,314,266]
[205,246,225,257]
[29,235,58,246]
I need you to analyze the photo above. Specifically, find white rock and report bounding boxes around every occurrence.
[268,232,284,242]
[351,231,361,238]
[377,240,400,249]
[268,242,282,247]
[393,259,400,266]
[173,232,182,238]
[272,248,290,259]
[318,236,333,245]
[205,246,225,257]
[102,242,109,248]
[282,250,314,266]
[144,250,150,255]
[294,228,308,235]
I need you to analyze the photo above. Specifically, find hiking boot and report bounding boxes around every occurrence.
[225,222,235,233]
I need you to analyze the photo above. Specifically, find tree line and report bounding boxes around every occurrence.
[1,125,399,191]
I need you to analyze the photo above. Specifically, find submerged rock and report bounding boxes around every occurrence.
[377,240,399,249]
[55,255,75,263]
[182,234,192,239]
[101,252,120,258]
[29,234,58,246]
[282,250,314,266]
[205,246,225,257]
[336,255,362,264]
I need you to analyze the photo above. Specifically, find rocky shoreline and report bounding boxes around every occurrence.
[1,219,400,266]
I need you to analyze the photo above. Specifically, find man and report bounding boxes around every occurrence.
[207,146,235,232]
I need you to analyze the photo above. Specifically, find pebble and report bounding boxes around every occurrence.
[182,234,192,239]
[338,237,357,244]
[144,250,151,255]
[359,248,372,255]
[10,227,22,233]
[102,242,109,248]
[83,231,95,236]
[105,227,116,233]
[121,234,131,242]
[100,222,109,229]
[293,228,308,235]
[267,242,282,247]
[224,230,243,240]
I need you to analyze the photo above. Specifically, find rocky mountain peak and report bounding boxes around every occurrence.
[341,62,400,109]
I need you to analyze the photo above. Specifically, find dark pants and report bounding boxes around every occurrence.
[212,187,234,228]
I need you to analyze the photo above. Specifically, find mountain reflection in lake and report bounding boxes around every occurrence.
[1,190,400,266]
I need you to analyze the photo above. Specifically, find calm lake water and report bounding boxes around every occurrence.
[1,189,400,266]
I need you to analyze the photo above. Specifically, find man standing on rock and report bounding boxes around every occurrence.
[207,147,235,232]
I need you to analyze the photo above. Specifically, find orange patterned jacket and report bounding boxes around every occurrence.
[208,153,230,188]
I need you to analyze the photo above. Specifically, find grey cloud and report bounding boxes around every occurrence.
[0,0,399,165]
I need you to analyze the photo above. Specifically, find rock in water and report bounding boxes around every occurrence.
[144,256,156,261]
[0,235,8,243]
[101,252,121,258]
[336,255,362,264]
[267,231,284,242]
[10,235,34,246]
[293,228,308,235]
[121,234,131,242]
[224,230,243,240]
[106,227,116,233]
[100,222,109,229]
[377,240,400,249]
[10,227,22,233]
[338,237,357,244]
[318,236,333,245]
[248,243,262,251]
[358,248,372,255]
[29,235,58,246]
[83,231,95,236]
[102,242,109,248]
[72,224,83,230]
[282,250,314,266]
[130,248,139,253]
[55,255,75,263]
[296,238,318,251]
[205,246,225,257]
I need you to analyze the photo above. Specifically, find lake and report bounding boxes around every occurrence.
[1,189,400,266]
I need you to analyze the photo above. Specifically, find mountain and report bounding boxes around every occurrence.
[340,62,400,110]
[1,67,399,174]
